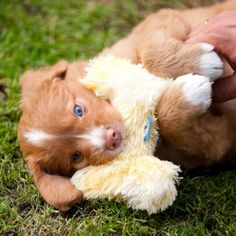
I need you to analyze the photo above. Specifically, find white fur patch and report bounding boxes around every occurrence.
[78,127,105,148]
[24,129,54,145]
[25,127,106,148]
[175,73,212,111]
[199,43,223,80]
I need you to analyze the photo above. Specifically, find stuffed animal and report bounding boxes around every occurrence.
[71,56,181,214]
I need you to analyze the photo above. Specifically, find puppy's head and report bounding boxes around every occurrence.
[18,60,124,210]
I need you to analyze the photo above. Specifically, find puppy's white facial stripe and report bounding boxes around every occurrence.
[24,129,55,145]
[24,127,106,149]
[175,74,212,110]
[78,127,105,149]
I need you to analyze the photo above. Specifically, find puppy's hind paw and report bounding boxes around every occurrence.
[175,74,212,112]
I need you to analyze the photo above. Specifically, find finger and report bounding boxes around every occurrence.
[188,11,236,39]
[221,53,236,71]
[212,73,236,103]
[187,35,236,71]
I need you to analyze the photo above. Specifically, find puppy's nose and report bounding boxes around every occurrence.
[104,127,122,150]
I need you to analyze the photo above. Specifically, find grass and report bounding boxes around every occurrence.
[0,0,235,235]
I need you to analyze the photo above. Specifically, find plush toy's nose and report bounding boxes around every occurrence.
[104,127,122,150]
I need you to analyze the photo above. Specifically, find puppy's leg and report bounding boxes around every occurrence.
[158,74,212,137]
[102,8,224,80]
[157,74,231,167]
[139,30,223,80]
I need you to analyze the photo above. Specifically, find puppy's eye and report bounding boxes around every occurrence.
[72,151,83,161]
[73,104,84,117]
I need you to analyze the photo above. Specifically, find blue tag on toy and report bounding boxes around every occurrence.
[144,116,152,142]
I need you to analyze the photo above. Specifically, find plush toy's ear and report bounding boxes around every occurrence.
[26,157,83,211]
[20,60,68,95]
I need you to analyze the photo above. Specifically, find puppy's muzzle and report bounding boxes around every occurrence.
[104,127,123,150]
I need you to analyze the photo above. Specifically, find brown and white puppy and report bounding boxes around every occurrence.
[18,60,124,211]
[18,0,236,211]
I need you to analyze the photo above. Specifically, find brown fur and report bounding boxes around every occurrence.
[18,0,236,211]
[156,81,234,168]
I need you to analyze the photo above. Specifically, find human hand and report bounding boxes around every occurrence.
[187,11,236,68]
[186,11,236,103]
[211,73,236,103]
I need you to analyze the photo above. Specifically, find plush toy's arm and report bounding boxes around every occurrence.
[71,154,180,214]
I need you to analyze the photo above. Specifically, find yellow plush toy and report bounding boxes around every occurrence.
[71,56,181,214]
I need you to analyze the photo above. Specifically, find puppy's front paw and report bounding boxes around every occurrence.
[198,43,223,80]
[175,74,212,112]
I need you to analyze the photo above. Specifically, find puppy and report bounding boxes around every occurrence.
[18,60,124,211]
[18,0,236,211]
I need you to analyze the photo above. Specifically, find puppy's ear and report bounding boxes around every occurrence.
[20,60,68,94]
[26,157,83,211]
[64,61,88,80]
